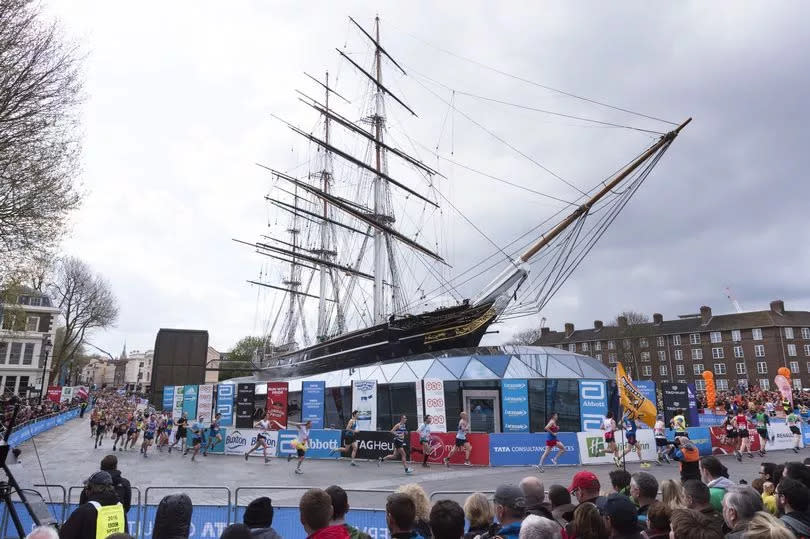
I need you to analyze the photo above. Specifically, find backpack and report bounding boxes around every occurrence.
[780,515,810,539]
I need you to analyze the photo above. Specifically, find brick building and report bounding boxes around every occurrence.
[533,300,810,392]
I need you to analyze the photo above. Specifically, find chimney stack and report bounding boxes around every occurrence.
[700,306,712,325]
[618,316,628,328]
[770,299,785,315]
[653,313,663,325]
[541,327,550,337]
[564,323,575,337]
[594,320,603,330]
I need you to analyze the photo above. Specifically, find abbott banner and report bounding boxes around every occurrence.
[579,380,608,432]
[502,380,529,432]
[224,428,279,457]
[216,383,235,426]
[197,384,214,421]
[352,380,377,431]
[577,429,657,465]
[182,385,198,420]
[423,379,447,432]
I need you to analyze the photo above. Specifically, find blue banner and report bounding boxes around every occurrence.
[302,381,325,429]
[635,381,657,429]
[501,379,529,432]
[803,424,810,448]
[687,383,700,427]
[278,429,340,459]
[698,413,726,427]
[216,383,234,426]
[182,385,198,419]
[666,426,713,456]
[579,380,608,432]
[489,432,580,466]
[7,408,81,446]
[162,386,174,412]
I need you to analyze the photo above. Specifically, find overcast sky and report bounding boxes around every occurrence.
[45,1,810,356]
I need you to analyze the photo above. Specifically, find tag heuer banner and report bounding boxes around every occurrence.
[616,363,657,428]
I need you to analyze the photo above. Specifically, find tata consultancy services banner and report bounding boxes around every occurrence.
[579,380,608,432]
[216,383,235,426]
[501,380,529,432]
[162,386,174,412]
[423,379,446,433]
[197,384,214,421]
[173,386,184,421]
[352,380,377,431]
[489,432,580,466]
[182,385,198,419]
[267,382,288,429]
[302,381,325,429]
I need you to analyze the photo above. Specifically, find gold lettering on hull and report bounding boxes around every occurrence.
[424,308,496,345]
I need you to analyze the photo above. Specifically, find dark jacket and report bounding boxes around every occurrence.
[249,526,283,539]
[79,469,132,514]
[59,490,122,539]
[780,511,810,537]
[527,502,554,520]
[465,523,497,539]
[414,518,432,538]
[697,505,725,536]
[552,503,576,528]
[153,493,193,539]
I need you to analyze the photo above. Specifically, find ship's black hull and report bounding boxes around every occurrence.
[254,301,497,379]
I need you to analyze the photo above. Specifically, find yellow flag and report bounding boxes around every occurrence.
[616,362,657,428]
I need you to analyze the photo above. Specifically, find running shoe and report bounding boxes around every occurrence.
[377,457,383,467]
[351,461,358,467]
[244,453,249,461]
[405,468,413,474]
[641,462,651,469]
[664,454,671,464]
[747,452,754,458]
[294,468,304,474]
[443,457,450,468]
[534,464,544,473]
[736,451,742,462]
[287,454,293,462]
[464,461,472,467]
[794,448,800,454]
[265,457,270,464]
[168,447,172,454]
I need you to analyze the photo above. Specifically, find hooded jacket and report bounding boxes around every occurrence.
[707,477,735,512]
[79,468,132,514]
[152,493,193,539]
[249,526,283,539]
[59,489,122,539]
[308,524,351,539]
[780,511,810,538]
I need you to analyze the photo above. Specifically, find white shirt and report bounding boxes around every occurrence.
[297,424,310,444]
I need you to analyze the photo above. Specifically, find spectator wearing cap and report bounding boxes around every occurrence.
[520,477,553,520]
[489,485,526,539]
[79,454,132,514]
[602,494,644,539]
[682,480,724,536]
[721,486,763,539]
[547,485,575,530]
[430,500,465,539]
[629,472,658,524]
[386,493,419,539]
[568,472,606,508]
[243,496,281,539]
[326,486,371,539]
[776,477,810,537]
[609,470,631,497]
[300,488,349,539]
[59,471,126,539]
[700,456,734,513]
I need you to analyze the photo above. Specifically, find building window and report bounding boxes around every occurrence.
[674,349,683,361]
[25,316,39,332]
[672,335,681,346]
[594,341,602,351]
[787,344,797,357]
[656,336,665,347]
[806,362,810,373]
[3,376,16,394]
[805,345,810,356]
[641,352,650,362]
[581,342,589,352]
[802,328,810,340]
[711,347,724,359]
[0,342,6,364]
[660,365,668,376]
[623,339,631,349]
[753,328,763,340]
[738,379,749,389]
[595,354,602,363]
[18,376,29,393]
[755,344,765,358]
[716,379,729,390]
[790,361,800,374]
[22,343,33,365]
[785,327,794,340]
[566,343,574,352]
[736,363,747,375]
[759,379,770,390]
[695,379,706,391]
[710,331,722,343]
[610,366,617,374]
[692,349,703,360]
[732,329,741,342]
[714,363,727,375]
[733,345,744,358]
[757,362,767,374]
[609,353,617,364]
[676,364,685,376]
[608,340,615,350]
[8,343,21,365]
[794,379,802,390]
[639,338,648,348]
[690,333,701,345]
[693,363,704,375]
[642,365,652,377]
[658,350,666,362]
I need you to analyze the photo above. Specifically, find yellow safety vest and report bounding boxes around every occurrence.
[674,415,687,432]
[89,501,125,539]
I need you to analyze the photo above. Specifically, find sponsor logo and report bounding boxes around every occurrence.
[355,381,375,392]
[503,396,527,403]
[586,437,606,458]
[226,431,246,450]
[582,400,605,407]
[504,410,528,417]
[580,382,606,400]
[358,440,395,451]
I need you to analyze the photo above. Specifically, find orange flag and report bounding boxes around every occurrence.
[616,362,657,428]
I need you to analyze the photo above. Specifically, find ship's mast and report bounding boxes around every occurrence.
[372,15,387,324]
[317,71,331,339]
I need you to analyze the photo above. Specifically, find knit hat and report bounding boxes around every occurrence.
[244,496,274,528]
[84,471,112,486]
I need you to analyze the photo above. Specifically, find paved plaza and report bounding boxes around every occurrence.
[12,415,807,509]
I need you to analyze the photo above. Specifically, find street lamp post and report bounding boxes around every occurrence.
[39,337,52,404]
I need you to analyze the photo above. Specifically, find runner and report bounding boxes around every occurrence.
[720,411,739,457]
[378,414,413,474]
[654,414,673,465]
[203,413,223,457]
[766,400,776,417]
[735,408,753,461]
[123,414,139,451]
[245,414,273,463]
[272,419,311,474]
[416,415,433,468]
[94,412,107,449]
[535,412,567,472]
[618,411,651,468]
[141,413,158,458]
[602,411,619,457]
[783,397,792,416]
[444,411,472,467]
[169,412,188,454]
[755,406,771,456]
[159,414,174,452]
[90,408,99,437]
[111,415,127,452]
[670,409,688,438]
[787,407,802,454]
[330,410,360,466]
[184,416,206,461]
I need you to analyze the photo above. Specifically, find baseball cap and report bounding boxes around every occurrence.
[568,471,600,493]
[602,494,638,530]
[493,485,525,510]
[84,471,112,486]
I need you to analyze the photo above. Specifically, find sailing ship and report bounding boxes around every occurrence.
[236,16,690,379]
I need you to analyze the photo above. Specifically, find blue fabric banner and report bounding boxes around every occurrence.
[302,381,325,429]
[579,380,608,432]
[489,432,580,466]
[634,380,657,428]
[501,379,529,432]
[666,426,713,456]
[687,383,701,427]
[216,383,234,426]
[277,428,340,459]
[162,386,174,412]
[182,385,198,420]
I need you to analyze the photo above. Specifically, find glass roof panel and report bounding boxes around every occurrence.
[545,354,584,378]
[474,355,510,377]
[407,359,433,379]
[390,364,419,383]
[424,361,455,380]
[503,358,537,379]
[438,356,472,378]
[461,359,498,380]
[380,363,402,382]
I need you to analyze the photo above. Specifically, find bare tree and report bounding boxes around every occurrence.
[48,257,118,383]
[0,0,83,274]
[508,328,543,345]
[609,311,653,380]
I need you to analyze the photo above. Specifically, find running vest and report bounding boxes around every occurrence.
[89,501,125,539]
[673,415,687,433]
[456,421,467,440]
[395,422,407,441]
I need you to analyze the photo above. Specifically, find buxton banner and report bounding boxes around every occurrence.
[352,380,377,431]
[501,379,530,432]
[489,432,579,467]
[216,383,235,426]
[162,386,174,412]
[173,386,184,421]
[197,384,214,422]
[409,432,489,466]
[266,382,288,429]
[579,380,609,432]
[351,430,411,461]
[423,379,447,433]
[224,428,279,457]
[235,383,255,428]
[302,381,325,429]
[577,429,657,465]
[182,385,198,420]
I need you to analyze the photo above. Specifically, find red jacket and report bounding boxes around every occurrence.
[308,525,351,539]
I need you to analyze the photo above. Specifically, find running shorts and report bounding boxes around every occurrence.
[757,428,768,439]
[343,431,355,444]
[791,426,801,436]
[192,436,202,446]
[545,438,557,447]
[675,431,689,439]
[655,437,669,447]
[394,439,404,449]
[738,428,749,438]
[144,432,154,440]
[605,432,614,442]
[454,438,467,447]
[176,427,187,438]
[726,429,738,439]
[627,434,637,446]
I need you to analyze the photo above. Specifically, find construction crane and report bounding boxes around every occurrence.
[725,287,743,313]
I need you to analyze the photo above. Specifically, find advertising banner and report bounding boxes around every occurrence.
[223,428,279,457]
[76,386,89,400]
[415,378,424,428]
[182,385,198,419]
[709,427,761,455]
[803,424,810,448]
[616,363,657,428]
[408,432,488,466]
[162,387,174,412]
[352,380,377,431]
[577,429,657,465]
[302,381,325,429]
[501,379,530,432]
[197,384,214,421]
[764,424,804,451]
[634,381,657,429]
[579,380,609,432]
[60,386,74,403]
[186,427,225,454]
[235,383,255,428]
[46,386,62,404]
[665,427,713,456]
[489,432,580,467]
[350,430,411,461]
[687,383,700,428]
[216,384,235,426]
[423,379,446,433]
[173,386,184,421]
[266,382,288,429]
[278,429,341,459]
[661,383,690,425]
